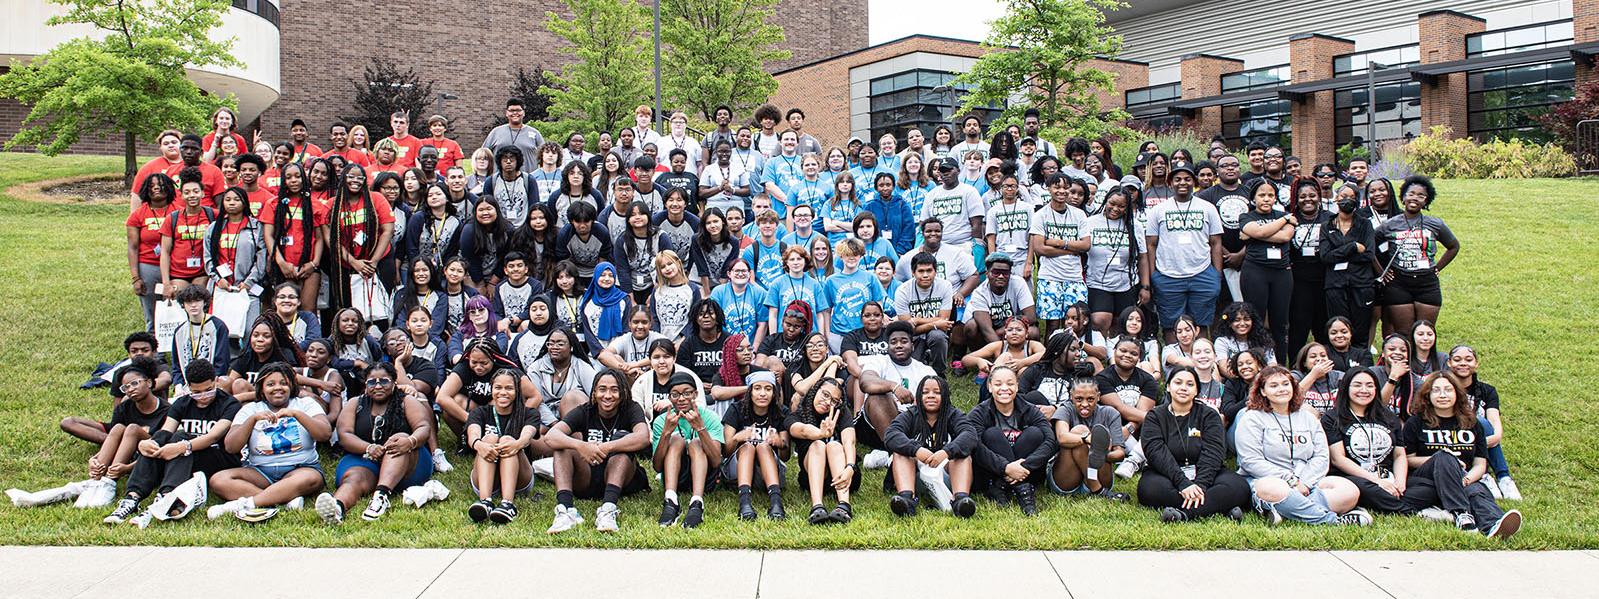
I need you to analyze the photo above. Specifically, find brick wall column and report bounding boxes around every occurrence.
[1288,33,1354,167]
[1418,10,1485,139]
[1576,0,1599,87]
[1178,54,1243,141]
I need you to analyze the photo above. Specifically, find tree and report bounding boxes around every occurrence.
[482,67,561,136]
[344,58,436,142]
[954,0,1130,143]
[542,0,653,137]
[660,0,790,120]
[0,0,239,187]
[1537,74,1599,170]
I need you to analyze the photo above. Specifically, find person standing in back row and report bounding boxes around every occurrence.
[482,99,545,174]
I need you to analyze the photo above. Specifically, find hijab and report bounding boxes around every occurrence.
[583,261,629,339]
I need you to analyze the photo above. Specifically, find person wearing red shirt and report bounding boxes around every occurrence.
[130,130,184,211]
[128,172,180,329]
[288,118,324,163]
[173,134,227,205]
[425,115,464,173]
[262,142,294,194]
[161,168,218,300]
[327,164,398,310]
[262,162,328,311]
[306,157,339,217]
[203,187,265,300]
[368,139,408,182]
[235,154,273,217]
[202,107,248,163]
[324,123,372,168]
[384,111,424,169]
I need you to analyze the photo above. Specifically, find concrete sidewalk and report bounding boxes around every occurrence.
[2,546,1595,598]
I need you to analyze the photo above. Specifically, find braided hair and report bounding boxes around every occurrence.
[791,376,845,428]
[272,162,316,266]
[1101,187,1141,282]
[336,163,380,258]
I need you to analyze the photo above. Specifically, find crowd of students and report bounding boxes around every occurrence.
[4,101,1523,540]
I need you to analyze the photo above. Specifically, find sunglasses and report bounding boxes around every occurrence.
[366,377,393,387]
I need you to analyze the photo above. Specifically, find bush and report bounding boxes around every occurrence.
[1107,127,1231,176]
[1398,126,1576,179]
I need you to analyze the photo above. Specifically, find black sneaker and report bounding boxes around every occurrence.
[1096,488,1130,502]
[952,495,977,518]
[1454,511,1477,532]
[1161,507,1187,523]
[103,498,140,525]
[984,483,1011,506]
[767,495,787,520]
[1014,483,1039,517]
[658,499,681,527]
[738,494,757,521]
[489,500,517,524]
[468,499,493,523]
[807,504,830,525]
[1226,507,1245,522]
[1087,424,1111,470]
[829,502,853,524]
[889,494,917,517]
[682,499,705,529]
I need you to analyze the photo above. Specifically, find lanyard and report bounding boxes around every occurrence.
[187,321,204,361]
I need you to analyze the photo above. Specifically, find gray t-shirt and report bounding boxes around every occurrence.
[652,283,697,340]
[1031,204,1090,283]
[1083,214,1147,292]
[893,278,954,319]
[985,199,1033,264]
[1146,197,1222,278]
[966,282,1034,324]
[1051,404,1126,446]
[565,232,606,278]
[1375,214,1457,276]
[482,124,545,174]
[918,183,986,246]
[657,216,697,255]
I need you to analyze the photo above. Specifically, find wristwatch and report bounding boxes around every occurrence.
[183,440,193,457]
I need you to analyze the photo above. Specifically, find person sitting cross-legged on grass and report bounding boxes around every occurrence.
[786,377,858,525]
[315,362,439,525]
[650,372,725,529]
[10,357,169,510]
[465,368,540,525]
[1399,372,1523,539]
[1049,373,1130,502]
[544,368,652,534]
[103,359,241,527]
[207,363,331,523]
[883,375,977,518]
[1138,366,1252,523]
[1236,365,1369,527]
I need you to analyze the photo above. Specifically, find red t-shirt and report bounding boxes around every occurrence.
[262,166,282,194]
[289,142,324,164]
[161,209,215,279]
[311,189,336,217]
[323,147,373,168]
[259,195,329,265]
[134,159,224,206]
[192,162,226,207]
[367,161,408,182]
[132,157,183,197]
[201,131,248,156]
[426,137,464,173]
[215,218,248,282]
[386,135,424,169]
[126,202,179,265]
[336,193,396,261]
[244,187,274,218]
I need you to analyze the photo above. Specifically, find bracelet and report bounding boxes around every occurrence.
[1387,378,1401,385]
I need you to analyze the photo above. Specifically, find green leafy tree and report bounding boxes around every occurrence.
[0,0,240,187]
[343,58,436,141]
[660,0,790,120]
[954,0,1129,143]
[542,0,652,137]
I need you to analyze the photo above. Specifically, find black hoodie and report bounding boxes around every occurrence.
[964,399,1054,473]
[883,382,978,459]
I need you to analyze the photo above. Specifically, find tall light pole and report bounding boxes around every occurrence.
[653,0,663,134]
[1365,61,1387,159]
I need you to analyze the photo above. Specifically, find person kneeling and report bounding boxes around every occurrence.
[103,360,240,527]
[316,363,439,525]
[1137,367,1252,522]
[650,373,724,528]
[208,363,331,523]
[786,378,858,525]
[544,368,652,534]
[1050,375,1130,502]
[883,376,977,518]
[465,369,540,524]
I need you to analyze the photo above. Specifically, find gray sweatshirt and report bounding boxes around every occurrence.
[1234,407,1328,486]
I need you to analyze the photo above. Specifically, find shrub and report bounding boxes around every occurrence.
[1397,126,1576,179]
[1108,127,1233,176]
[1537,76,1599,167]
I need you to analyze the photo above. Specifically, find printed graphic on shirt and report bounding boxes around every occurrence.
[1344,423,1395,474]
[1163,209,1207,232]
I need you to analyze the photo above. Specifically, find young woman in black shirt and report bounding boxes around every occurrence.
[1139,366,1250,522]
[465,368,541,524]
[1322,367,1409,514]
[786,377,858,525]
[319,362,435,524]
[1401,372,1521,539]
[721,370,790,520]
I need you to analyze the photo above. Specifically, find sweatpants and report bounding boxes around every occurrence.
[1325,286,1376,352]
[975,427,1048,488]
[124,430,240,499]
[1287,273,1329,362]
[1240,262,1291,364]
[1136,469,1252,519]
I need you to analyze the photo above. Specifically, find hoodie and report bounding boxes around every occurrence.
[883,384,978,459]
[964,399,1055,473]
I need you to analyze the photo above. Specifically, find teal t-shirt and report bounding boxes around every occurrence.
[650,405,725,451]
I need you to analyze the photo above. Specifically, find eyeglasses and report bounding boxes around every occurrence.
[1265,153,1284,159]
[669,390,696,400]
[468,307,487,313]
[119,380,147,392]
[366,377,393,387]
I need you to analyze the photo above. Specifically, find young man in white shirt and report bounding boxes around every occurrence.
[853,320,937,468]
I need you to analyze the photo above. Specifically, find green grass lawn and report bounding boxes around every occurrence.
[1,152,1595,549]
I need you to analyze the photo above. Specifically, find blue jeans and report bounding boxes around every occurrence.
[1248,477,1337,525]
[1481,419,1512,478]
[1152,266,1221,328]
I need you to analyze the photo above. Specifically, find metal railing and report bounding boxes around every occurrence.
[1577,119,1599,175]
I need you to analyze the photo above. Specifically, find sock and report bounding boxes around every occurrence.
[336,499,347,512]
[556,490,575,509]
[664,489,678,504]
[690,495,703,506]
[376,486,392,497]
[602,484,622,505]
[738,484,752,497]
[898,490,914,501]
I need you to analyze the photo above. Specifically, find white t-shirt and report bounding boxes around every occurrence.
[1083,214,1147,292]
[966,282,1035,324]
[859,354,937,412]
[656,134,703,174]
[236,397,325,468]
[893,244,976,290]
[1030,203,1090,283]
[918,183,986,246]
[607,332,669,363]
[985,199,1033,265]
[893,278,954,319]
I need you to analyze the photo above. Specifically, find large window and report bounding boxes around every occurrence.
[1468,20,1572,57]
[868,70,1001,147]
[1469,60,1575,143]
[1334,44,1420,77]
[1221,64,1291,93]
[232,0,280,28]
[1334,81,1422,148]
[1220,98,1292,149]
[1125,83,1183,132]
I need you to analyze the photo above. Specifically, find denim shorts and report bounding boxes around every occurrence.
[250,460,324,485]
[335,453,434,489]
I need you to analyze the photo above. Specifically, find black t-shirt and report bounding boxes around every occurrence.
[1238,209,1291,268]
[560,401,649,444]
[467,403,538,439]
[759,333,808,373]
[655,171,700,200]
[1196,183,1249,252]
[721,403,786,444]
[167,392,242,439]
[1019,366,1073,408]
[451,362,500,408]
[783,406,855,447]
[1466,380,1500,418]
[676,332,727,384]
[1289,210,1330,282]
[1402,414,1488,465]
[1321,411,1399,474]
[229,348,297,380]
[403,356,442,390]
[110,398,169,431]
[1095,367,1159,409]
[841,328,889,359]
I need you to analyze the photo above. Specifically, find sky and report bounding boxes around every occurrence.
[868,0,1002,45]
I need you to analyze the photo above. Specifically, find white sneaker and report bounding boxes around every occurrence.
[547,505,582,534]
[5,489,34,507]
[595,502,620,533]
[315,492,344,525]
[432,448,454,473]
[129,510,155,529]
[1488,509,1522,540]
[207,497,251,520]
[361,492,391,521]
[1496,477,1522,501]
[424,480,450,501]
[77,479,118,508]
[1114,460,1139,480]
[284,496,305,510]
[532,457,555,480]
[863,450,892,470]
[1417,506,1453,522]
[1483,476,1503,499]
[402,486,433,508]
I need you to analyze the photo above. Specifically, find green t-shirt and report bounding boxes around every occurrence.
[650,405,726,452]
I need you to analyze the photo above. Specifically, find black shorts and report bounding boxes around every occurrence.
[1383,271,1443,306]
[576,457,650,499]
[1087,287,1138,316]
[852,414,885,451]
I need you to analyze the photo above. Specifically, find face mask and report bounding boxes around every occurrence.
[1338,198,1359,214]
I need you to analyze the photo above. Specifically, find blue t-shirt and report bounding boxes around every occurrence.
[900,180,936,219]
[765,273,830,334]
[236,397,324,468]
[740,238,786,287]
[825,270,885,335]
[881,278,901,316]
[820,192,862,245]
[762,155,804,215]
[710,282,767,340]
[784,178,830,231]
[782,227,820,250]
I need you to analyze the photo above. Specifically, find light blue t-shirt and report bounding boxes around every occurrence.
[236,396,324,468]
[740,238,786,287]
[765,273,830,334]
[825,269,886,335]
[782,227,820,250]
[837,237,898,272]
[900,180,935,220]
[710,282,767,340]
[784,178,830,233]
[820,192,862,245]
[762,155,804,217]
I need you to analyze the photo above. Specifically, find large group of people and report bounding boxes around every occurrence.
[5,100,1523,540]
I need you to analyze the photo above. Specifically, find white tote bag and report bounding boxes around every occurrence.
[154,300,185,353]
[349,274,392,322]
[211,288,251,338]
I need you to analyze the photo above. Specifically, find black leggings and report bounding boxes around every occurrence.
[1325,286,1376,351]
[125,430,240,499]
[1136,469,1253,519]
[976,427,1048,487]
[1240,262,1291,364]
[1287,272,1328,361]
